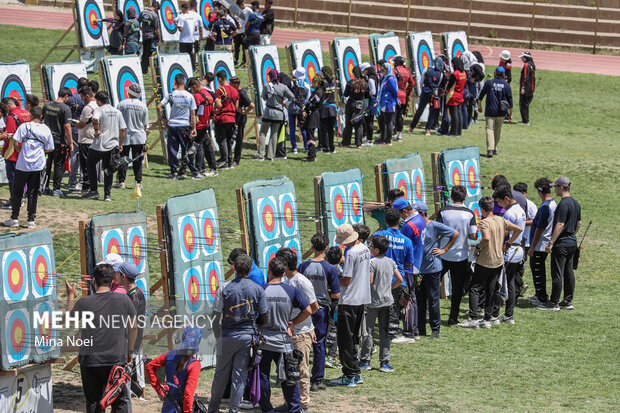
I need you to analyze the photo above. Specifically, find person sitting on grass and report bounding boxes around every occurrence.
[360,235,402,372]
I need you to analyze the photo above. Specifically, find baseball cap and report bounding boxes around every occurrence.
[499,50,510,60]
[519,51,532,58]
[98,253,124,271]
[551,176,571,187]
[293,67,306,80]
[335,224,358,245]
[117,261,140,279]
[360,62,371,71]
[392,198,410,210]
[413,201,429,214]
[178,325,204,353]
[495,66,505,75]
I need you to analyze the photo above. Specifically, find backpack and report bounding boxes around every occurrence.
[289,83,309,115]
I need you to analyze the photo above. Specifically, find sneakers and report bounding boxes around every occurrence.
[251,155,264,161]
[104,195,112,202]
[379,363,395,373]
[81,191,100,200]
[292,148,298,154]
[519,283,529,297]
[69,183,83,193]
[325,356,341,369]
[359,361,371,371]
[517,122,530,126]
[447,319,458,326]
[500,316,515,325]
[119,182,126,189]
[27,221,36,229]
[487,150,494,158]
[414,335,422,341]
[302,158,316,162]
[167,173,178,180]
[51,189,65,197]
[425,130,431,136]
[354,374,363,384]
[458,318,480,329]
[361,141,373,147]
[559,300,574,310]
[538,301,560,311]
[493,149,497,156]
[239,400,255,410]
[205,170,218,177]
[0,201,11,210]
[177,174,187,180]
[431,331,440,339]
[216,161,229,169]
[273,403,288,412]
[191,173,204,180]
[2,219,19,228]
[479,320,492,329]
[274,155,287,160]
[391,335,416,344]
[310,381,327,392]
[330,376,356,387]
[489,316,501,325]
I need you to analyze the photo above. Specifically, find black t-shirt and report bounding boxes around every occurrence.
[43,101,71,145]
[70,291,137,367]
[553,196,582,247]
[127,287,146,351]
[238,89,252,110]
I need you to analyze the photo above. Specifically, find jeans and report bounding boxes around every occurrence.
[208,335,252,413]
[310,307,328,383]
[520,94,533,123]
[416,272,441,334]
[117,144,144,184]
[448,104,462,136]
[410,92,431,130]
[336,304,365,378]
[529,251,549,302]
[81,365,130,413]
[360,306,390,364]
[68,140,80,185]
[11,169,41,221]
[258,120,283,159]
[167,125,197,175]
[469,264,502,320]
[292,331,313,409]
[288,111,305,150]
[87,148,113,197]
[44,146,65,190]
[259,350,301,413]
[550,245,577,303]
[196,127,217,171]
[441,259,469,322]
[380,110,395,143]
[319,116,336,152]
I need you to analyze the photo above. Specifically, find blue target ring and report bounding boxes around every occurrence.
[301,49,321,85]
[2,250,28,303]
[417,39,433,75]
[1,75,27,108]
[347,182,363,224]
[469,201,482,239]
[464,158,480,197]
[382,44,398,64]
[285,238,302,265]
[341,46,359,82]
[183,266,203,313]
[452,39,465,59]
[205,261,221,302]
[329,185,348,228]
[200,0,213,28]
[166,63,188,95]
[122,0,142,19]
[33,301,55,353]
[258,196,279,241]
[412,168,426,203]
[179,215,199,262]
[102,228,125,258]
[84,0,104,39]
[279,193,298,238]
[117,66,140,101]
[199,209,218,256]
[60,73,79,94]
[160,0,178,35]
[260,54,277,86]
[30,245,53,299]
[262,244,281,278]
[6,308,30,363]
[448,160,465,189]
[213,60,232,89]
[393,171,412,203]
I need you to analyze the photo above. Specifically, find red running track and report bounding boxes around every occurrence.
[1,5,619,76]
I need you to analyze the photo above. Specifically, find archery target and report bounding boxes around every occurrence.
[0,63,31,108]
[257,196,280,242]
[407,32,435,96]
[411,168,426,203]
[284,238,302,265]
[376,36,401,65]
[201,52,236,90]
[77,0,110,48]
[333,37,361,97]
[117,0,143,20]
[5,308,30,364]
[249,45,280,116]
[134,275,149,307]
[347,182,363,224]
[157,53,193,115]
[290,40,324,86]
[32,301,57,354]
[342,46,359,82]
[199,209,219,256]
[159,0,180,41]
[279,193,298,238]
[2,250,29,303]
[448,160,464,188]
[464,158,480,197]
[44,63,87,100]
[29,246,54,299]
[126,226,147,273]
[205,261,222,302]
[182,266,204,313]
[393,171,412,202]
[443,31,468,67]
[261,244,281,278]
[199,0,214,34]
[101,228,125,258]
[178,215,200,262]
[470,201,482,227]
[329,185,348,228]
[101,56,146,105]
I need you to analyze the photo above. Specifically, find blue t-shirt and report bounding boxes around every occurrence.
[213,277,268,337]
[297,259,340,308]
[212,18,236,45]
[245,10,263,34]
[248,260,266,286]
[420,221,455,274]
[374,227,414,285]
[260,282,309,352]
[400,213,426,273]
[530,199,557,252]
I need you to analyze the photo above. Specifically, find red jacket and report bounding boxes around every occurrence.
[194,87,214,130]
[4,107,31,161]
[394,65,415,105]
[447,70,467,106]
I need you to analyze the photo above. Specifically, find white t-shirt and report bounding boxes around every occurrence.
[160,90,197,127]
[339,243,371,306]
[91,104,126,152]
[503,203,526,263]
[188,10,203,41]
[175,12,201,43]
[436,204,478,262]
[117,98,149,145]
[237,6,253,34]
[13,122,54,171]
[287,273,316,335]
[78,101,98,144]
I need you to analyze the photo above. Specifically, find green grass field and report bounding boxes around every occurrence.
[1,24,619,412]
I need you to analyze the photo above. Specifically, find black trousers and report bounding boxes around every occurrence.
[80,364,130,413]
[196,127,217,171]
[11,170,41,221]
[496,261,523,318]
[364,114,375,142]
[141,38,154,74]
[410,92,431,130]
[214,123,235,166]
[87,149,113,197]
[441,259,469,322]
[180,42,196,71]
[319,116,336,152]
[449,104,463,136]
[336,304,365,379]
[305,127,317,161]
[380,111,395,143]
[520,94,533,123]
[117,144,144,184]
[44,146,65,190]
[243,33,260,52]
[550,245,577,303]
[233,33,245,63]
[341,104,364,146]
[529,251,549,302]
[395,102,407,133]
[78,143,90,190]
[234,115,247,164]
[469,264,502,320]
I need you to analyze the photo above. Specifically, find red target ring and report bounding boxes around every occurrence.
[130,234,142,266]
[334,193,345,221]
[7,260,24,294]
[183,223,196,254]
[187,274,200,305]
[10,318,26,352]
[282,201,294,231]
[208,266,219,298]
[34,254,49,290]
[262,204,276,233]
[415,174,424,201]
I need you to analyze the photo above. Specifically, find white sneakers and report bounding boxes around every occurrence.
[391,335,416,344]
[2,219,18,228]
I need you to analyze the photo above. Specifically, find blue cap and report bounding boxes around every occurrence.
[414,201,429,214]
[495,66,505,75]
[117,261,140,279]
[392,198,410,210]
[179,325,204,353]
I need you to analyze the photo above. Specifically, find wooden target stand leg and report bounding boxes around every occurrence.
[224,188,251,281]
[430,151,447,300]
[148,55,168,164]
[374,164,383,202]
[243,49,261,151]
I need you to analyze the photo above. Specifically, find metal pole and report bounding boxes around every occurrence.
[593,0,601,54]
[347,0,353,33]
[529,0,537,49]
[467,0,473,37]
[406,0,412,35]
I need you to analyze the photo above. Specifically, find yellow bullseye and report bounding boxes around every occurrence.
[265,213,273,227]
[10,268,20,286]
[15,326,23,344]
[190,281,198,297]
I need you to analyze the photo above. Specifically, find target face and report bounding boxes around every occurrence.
[116,66,140,101]
[199,0,213,29]
[261,244,281,278]
[166,62,188,95]
[342,46,359,82]
[412,168,426,203]
[183,266,204,313]
[102,228,125,258]
[2,250,29,303]
[347,182,363,224]
[464,158,480,197]
[77,0,109,47]
[159,0,178,35]
[329,185,348,228]
[178,215,199,262]
[417,39,433,74]
[408,31,435,95]
[291,40,323,86]
[205,261,221,301]
[393,172,412,202]
[469,201,482,240]
[376,36,401,65]
[134,276,149,310]
[1,75,27,108]
[213,61,233,89]
[451,39,466,59]
[33,301,56,354]
[202,52,236,89]
[260,53,278,86]
[279,193,298,238]
[127,226,146,273]
[301,49,321,85]
[249,45,280,116]
[59,73,79,94]
[199,209,218,256]
[120,0,143,20]
[284,238,302,265]
[29,246,54,299]
[257,196,280,241]
[102,57,145,105]
[6,308,30,364]
[84,0,104,39]
[448,160,464,188]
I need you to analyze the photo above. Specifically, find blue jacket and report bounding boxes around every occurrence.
[478,77,513,117]
[378,64,398,113]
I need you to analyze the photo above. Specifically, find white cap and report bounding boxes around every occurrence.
[499,50,511,60]
[360,62,371,71]
[98,253,124,271]
[293,67,306,80]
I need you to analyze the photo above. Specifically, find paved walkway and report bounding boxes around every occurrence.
[1,4,619,76]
